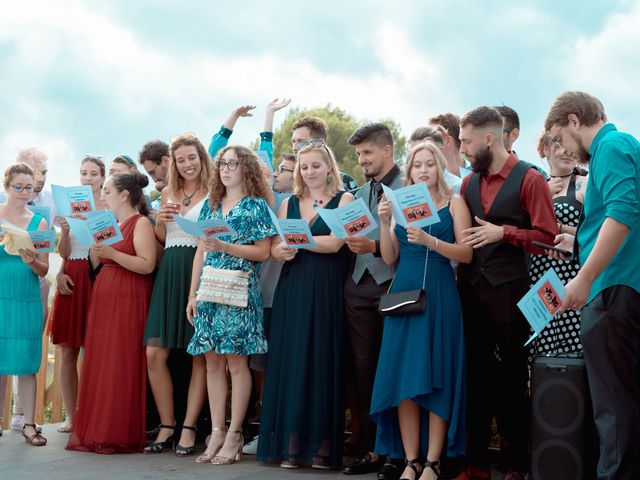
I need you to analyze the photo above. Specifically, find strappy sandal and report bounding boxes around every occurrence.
[23,423,47,446]
[175,424,197,456]
[400,458,423,480]
[211,429,243,465]
[196,426,227,463]
[144,424,175,453]
[421,459,441,479]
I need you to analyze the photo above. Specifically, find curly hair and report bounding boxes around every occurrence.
[209,146,274,208]
[168,135,212,197]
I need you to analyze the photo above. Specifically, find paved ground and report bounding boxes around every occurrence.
[0,424,346,480]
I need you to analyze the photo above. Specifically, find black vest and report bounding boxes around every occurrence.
[459,161,534,286]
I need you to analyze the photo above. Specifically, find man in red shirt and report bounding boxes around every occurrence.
[454,106,558,480]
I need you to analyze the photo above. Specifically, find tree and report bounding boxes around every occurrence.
[260,104,407,185]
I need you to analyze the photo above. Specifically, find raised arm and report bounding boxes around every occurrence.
[208,105,257,158]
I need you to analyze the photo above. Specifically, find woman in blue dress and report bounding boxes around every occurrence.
[372,141,472,480]
[0,163,49,446]
[186,145,276,465]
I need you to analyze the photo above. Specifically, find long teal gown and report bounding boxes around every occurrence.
[0,214,44,375]
[257,193,351,469]
[370,206,467,458]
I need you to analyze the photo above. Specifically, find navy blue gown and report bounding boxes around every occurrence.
[370,206,467,458]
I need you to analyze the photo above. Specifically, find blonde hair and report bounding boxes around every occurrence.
[293,144,342,198]
[405,141,451,203]
[3,163,35,190]
[168,135,213,197]
[209,146,274,208]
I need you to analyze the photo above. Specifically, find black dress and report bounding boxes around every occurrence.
[257,193,350,469]
[528,173,584,354]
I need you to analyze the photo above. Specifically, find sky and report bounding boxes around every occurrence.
[1,0,639,189]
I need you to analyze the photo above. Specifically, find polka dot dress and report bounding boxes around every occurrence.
[528,174,584,356]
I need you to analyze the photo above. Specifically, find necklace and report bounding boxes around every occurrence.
[182,188,197,207]
[549,172,573,179]
[312,197,328,208]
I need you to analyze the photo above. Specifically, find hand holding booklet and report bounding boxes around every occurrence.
[67,211,123,247]
[0,222,36,254]
[52,185,97,217]
[517,268,567,346]
[268,209,316,249]
[174,215,237,239]
[315,197,377,239]
[381,183,440,228]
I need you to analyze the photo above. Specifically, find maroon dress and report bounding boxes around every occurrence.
[67,214,153,454]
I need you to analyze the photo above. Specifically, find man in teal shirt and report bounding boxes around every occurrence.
[545,91,640,480]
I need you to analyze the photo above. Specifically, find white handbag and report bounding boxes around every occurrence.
[196,266,250,308]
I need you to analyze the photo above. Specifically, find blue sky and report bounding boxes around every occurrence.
[1,0,639,187]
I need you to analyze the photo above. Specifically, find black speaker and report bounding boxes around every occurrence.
[530,354,597,480]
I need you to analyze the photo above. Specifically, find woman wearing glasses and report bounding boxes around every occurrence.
[48,156,107,433]
[186,145,276,465]
[257,143,354,470]
[0,163,49,446]
[143,135,212,455]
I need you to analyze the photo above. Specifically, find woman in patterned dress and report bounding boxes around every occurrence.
[143,135,211,454]
[186,145,276,465]
[528,132,588,355]
[49,155,107,433]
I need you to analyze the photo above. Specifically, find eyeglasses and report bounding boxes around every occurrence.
[83,154,104,160]
[276,164,294,174]
[503,128,514,134]
[296,139,326,149]
[9,184,34,192]
[217,160,240,171]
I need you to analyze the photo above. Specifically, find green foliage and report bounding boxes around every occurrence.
[267,104,407,185]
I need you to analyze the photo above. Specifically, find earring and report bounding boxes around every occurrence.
[327,175,332,185]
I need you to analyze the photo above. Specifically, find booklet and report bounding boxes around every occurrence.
[381,183,440,228]
[28,230,55,253]
[0,222,36,254]
[268,209,316,249]
[174,215,237,239]
[52,185,97,217]
[517,268,567,346]
[27,205,51,227]
[315,197,377,239]
[66,211,123,247]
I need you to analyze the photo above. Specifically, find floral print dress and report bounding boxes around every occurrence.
[187,196,277,356]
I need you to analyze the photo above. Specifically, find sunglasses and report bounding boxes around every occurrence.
[170,131,197,144]
[83,154,104,160]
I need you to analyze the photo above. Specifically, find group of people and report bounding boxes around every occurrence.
[0,91,638,480]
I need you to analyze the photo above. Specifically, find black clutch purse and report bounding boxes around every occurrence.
[378,229,432,317]
[378,289,426,315]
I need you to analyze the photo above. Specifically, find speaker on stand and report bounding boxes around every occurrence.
[530,354,598,480]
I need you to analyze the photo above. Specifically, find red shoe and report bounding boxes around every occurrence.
[453,466,491,480]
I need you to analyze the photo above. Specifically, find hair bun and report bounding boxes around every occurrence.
[134,172,149,189]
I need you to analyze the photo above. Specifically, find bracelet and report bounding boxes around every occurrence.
[433,238,439,250]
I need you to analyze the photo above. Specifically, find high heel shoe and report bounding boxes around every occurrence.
[175,425,197,456]
[421,459,440,479]
[400,458,423,480]
[195,426,227,463]
[144,424,175,453]
[211,429,243,465]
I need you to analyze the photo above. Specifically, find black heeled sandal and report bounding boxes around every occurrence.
[175,424,197,456]
[400,458,423,480]
[144,424,175,453]
[423,459,440,479]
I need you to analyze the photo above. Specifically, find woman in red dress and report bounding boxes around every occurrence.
[66,172,157,454]
[49,156,107,433]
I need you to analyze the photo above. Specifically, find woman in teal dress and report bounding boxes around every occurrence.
[186,145,276,465]
[143,135,212,454]
[0,163,49,446]
[257,143,354,470]
[372,142,472,480]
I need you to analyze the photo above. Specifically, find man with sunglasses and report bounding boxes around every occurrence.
[291,116,358,191]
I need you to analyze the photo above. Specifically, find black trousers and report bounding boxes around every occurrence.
[344,272,388,453]
[459,276,530,472]
[581,285,640,480]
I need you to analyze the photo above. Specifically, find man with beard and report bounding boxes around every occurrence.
[341,123,405,480]
[454,107,557,480]
[545,91,640,480]
[139,139,171,192]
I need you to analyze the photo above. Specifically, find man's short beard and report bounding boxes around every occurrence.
[571,131,591,163]
[471,147,493,174]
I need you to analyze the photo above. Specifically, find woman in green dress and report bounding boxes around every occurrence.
[143,135,212,454]
[186,145,276,465]
[0,163,49,446]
